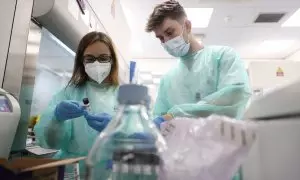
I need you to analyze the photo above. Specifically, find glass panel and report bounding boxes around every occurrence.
[15,23,75,152]
[30,28,75,116]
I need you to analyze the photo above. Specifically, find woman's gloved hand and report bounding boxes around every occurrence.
[55,100,85,121]
[85,113,112,132]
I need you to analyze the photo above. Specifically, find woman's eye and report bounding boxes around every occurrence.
[87,58,94,61]
[99,56,112,62]
[84,56,95,62]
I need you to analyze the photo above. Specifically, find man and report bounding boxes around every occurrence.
[145,0,251,125]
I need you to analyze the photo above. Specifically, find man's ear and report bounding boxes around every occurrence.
[186,20,192,33]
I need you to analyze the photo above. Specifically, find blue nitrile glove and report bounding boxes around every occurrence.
[85,113,112,132]
[54,100,85,121]
[153,116,165,129]
[128,132,155,141]
[128,132,156,150]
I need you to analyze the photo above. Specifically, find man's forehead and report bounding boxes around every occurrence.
[154,18,176,36]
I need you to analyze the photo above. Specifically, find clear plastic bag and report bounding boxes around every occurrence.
[159,115,257,180]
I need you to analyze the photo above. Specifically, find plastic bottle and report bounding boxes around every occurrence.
[85,84,167,180]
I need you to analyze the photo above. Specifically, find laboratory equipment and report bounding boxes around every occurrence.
[242,79,300,180]
[0,88,21,158]
[85,84,167,180]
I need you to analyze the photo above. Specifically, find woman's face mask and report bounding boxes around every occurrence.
[85,61,111,84]
[162,24,190,57]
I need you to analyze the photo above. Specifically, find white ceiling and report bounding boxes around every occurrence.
[121,0,300,60]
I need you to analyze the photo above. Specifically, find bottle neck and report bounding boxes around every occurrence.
[118,104,149,131]
[123,104,148,118]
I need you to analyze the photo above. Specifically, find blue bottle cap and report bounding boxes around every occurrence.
[118,84,148,105]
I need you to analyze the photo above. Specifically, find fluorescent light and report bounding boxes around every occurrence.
[185,8,214,28]
[282,8,300,27]
[259,40,295,52]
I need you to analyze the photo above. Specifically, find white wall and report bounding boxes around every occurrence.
[88,0,131,61]
[285,50,300,61]
[248,60,300,90]
[135,58,177,75]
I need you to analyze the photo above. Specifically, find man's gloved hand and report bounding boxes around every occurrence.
[55,100,85,121]
[153,116,166,129]
[85,113,112,132]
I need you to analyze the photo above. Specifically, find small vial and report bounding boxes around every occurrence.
[83,98,91,111]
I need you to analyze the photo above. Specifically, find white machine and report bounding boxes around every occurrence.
[242,79,300,180]
[0,88,21,158]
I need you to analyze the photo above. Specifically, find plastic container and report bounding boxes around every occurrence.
[85,84,167,180]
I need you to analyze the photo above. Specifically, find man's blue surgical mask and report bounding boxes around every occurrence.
[162,25,190,57]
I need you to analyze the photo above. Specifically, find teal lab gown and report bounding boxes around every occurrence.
[153,46,251,119]
[34,81,118,178]
[153,46,251,180]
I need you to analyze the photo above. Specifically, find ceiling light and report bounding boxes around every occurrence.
[259,40,295,52]
[185,8,214,28]
[282,8,300,27]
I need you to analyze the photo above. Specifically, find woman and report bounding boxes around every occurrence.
[34,31,119,177]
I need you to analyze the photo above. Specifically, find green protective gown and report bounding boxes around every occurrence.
[153,46,251,180]
[153,46,251,119]
[34,81,118,179]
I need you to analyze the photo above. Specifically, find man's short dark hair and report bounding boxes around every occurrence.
[145,0,187,32]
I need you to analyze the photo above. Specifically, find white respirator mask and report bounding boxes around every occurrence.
[85,61,111,84]
[162,24,190,57]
